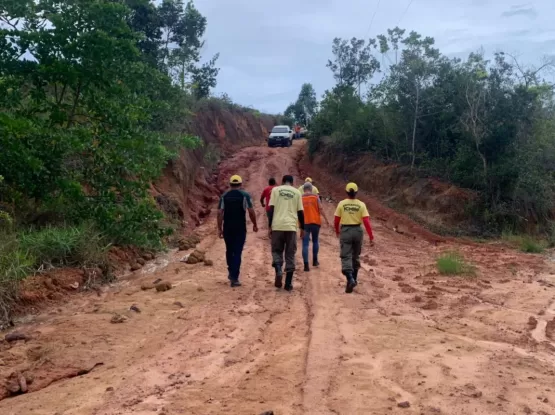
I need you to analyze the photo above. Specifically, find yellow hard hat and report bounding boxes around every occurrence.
[230,175,242,184]
[305,177,313,183]
[346,182,358,192]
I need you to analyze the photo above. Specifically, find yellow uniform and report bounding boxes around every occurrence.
[298,184,319,194]
[334,199,369,225]
[269,185,303,231]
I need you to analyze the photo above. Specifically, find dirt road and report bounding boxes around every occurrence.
[2,141,555,415]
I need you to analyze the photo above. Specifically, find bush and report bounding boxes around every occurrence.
[436,251,476,276]
[548,222,555,248]
[19,225,110,268]
[0,233,35,324]
[0,224,110,324]
[519,237,545,254]
[502,230,546,253]
[19,226,84,267]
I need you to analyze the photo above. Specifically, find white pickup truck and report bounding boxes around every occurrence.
[267,125,294,147]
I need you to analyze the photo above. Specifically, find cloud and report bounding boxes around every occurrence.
[501,7,538,19]
[193,0,555,113]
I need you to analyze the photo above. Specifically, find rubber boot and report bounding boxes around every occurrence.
[304,263,310,272]
[284,271,294,291]
[274,265,283,288]
[345,272,355,294]
[352,269,359,287]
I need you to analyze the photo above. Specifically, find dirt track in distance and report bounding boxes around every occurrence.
[1,140,555,415]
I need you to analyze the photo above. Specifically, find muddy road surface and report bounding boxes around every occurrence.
[2,141,555,415]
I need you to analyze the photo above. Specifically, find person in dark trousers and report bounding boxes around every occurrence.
[218,174,258,287]
[334,182,374,293]
[294,124,301,139]
[260,177,277,226]
[268,175,304,291]
[301,182,325,272]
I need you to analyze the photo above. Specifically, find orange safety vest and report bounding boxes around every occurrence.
[302,193,321,225]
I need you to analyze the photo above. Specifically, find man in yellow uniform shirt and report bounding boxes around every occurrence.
[298,177,319,195]
[334,183,374,293]
[268,175,305,291]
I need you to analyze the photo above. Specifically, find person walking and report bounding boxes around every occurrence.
[268,175,305,291]
[218,175,258,287]
[301,182,324,272]
[294,124,301,139]
[298,177,319,195]
[260,177,277,226]
[334,183,374,293]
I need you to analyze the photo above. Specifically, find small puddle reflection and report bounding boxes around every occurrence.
[140,249,177,274]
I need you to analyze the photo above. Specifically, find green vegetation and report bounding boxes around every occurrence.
[548,223,555,248]
[436,251,476,276]
[308,28,555,234]
[285,83,318,127]
[519,237,545,254]
[502,230,546,253]
[0,0,223,319]
[0,0,223,248]
[19,225,110,268]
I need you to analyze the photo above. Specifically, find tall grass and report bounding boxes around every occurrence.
[436,251,476,276]
[520,237,545,253]
[548,222,555,248]
[18,224,110,267]
[502,230,546,253]
[0,224,110,325]
[0,233,35,324]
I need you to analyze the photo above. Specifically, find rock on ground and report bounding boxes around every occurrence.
[155,282,172,292]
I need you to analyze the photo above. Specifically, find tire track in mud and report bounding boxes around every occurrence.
[3,141,555,415]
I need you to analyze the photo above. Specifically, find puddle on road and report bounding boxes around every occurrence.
[531,319,548,343]
[139,249,177,275]
[531,298,555,346]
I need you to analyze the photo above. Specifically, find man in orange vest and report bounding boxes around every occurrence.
[301,182,325,272]
[294,124,301,139]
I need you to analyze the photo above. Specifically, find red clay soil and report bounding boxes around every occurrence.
[297,143,447,244]
[152,106,275,234]
[308,139,479,235]
[2,140,555,415]
[4,107,273,325]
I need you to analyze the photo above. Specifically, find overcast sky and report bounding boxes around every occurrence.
[194,0,555,114]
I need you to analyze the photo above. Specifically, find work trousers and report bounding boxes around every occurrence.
[224,230,246,281]
[271,231,297,273]
[339,225,363,274]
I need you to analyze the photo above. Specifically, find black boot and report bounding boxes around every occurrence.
[274,265,283,288]
[352,269,359,287]
[345,272,355,294]
[284,271,294,291]
[313,258,319,267]
[304,263,310,272]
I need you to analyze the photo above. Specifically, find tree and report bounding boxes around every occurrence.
[156,0,219,94]
[285,83,318,127]
[297,83,318,126]
[192,53,220,99]
[377,27,406,67]
[311,27,555,232]
[459,52,490,181]
[0,0,198,246]
[326,37,380,97]
[386,31,442,169]
[119,0,163,68]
